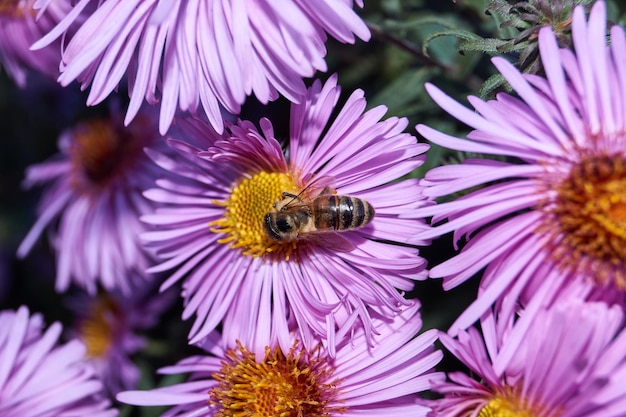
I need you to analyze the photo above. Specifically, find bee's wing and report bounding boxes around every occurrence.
[300,174,336,194]
[301,231,355,252]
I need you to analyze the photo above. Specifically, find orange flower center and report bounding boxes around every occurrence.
[544,153,626,288]
[209,341,344,417]
[0,0,29,18]
[79,295,120,358]
[69,118,144,192]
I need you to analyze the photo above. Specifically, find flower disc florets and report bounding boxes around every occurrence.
[210,171,304,261]
[413,2,626,335]
[69,118,144,193]
[477,386,554,417]
[430,300,626,417]
[0,0,29,17]
[18,110,167,295]
[142,76,430,352]
[0,306,117,416]
[116,303,443,416]
[78,295,119,358]
[542,153,626,288]
[210,341,343,417]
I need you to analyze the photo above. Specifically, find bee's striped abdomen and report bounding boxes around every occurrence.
[313,195,375,231]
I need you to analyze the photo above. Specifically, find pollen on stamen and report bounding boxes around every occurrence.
[0,0,30,18]
[78,295,119,359]
[477,386,555,417]
[69,117,148,193]
[209,171,303,261]
[209,341,345,417]
[540,153,626,289]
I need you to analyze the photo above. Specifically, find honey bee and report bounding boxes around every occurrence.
[263,187,375,242]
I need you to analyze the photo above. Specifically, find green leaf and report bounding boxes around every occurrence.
[479,73,510,98]
[368,67,434,115]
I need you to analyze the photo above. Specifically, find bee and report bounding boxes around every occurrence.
[263,187,375,242]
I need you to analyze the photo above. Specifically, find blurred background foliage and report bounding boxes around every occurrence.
[1,0,626,415]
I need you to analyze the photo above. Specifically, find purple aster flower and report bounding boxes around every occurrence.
[67,287,176,396]
[117,302,444,417]
[428,298,626,417]
[32,0,371,134]
[17,107,168,295]
[413,1,626,334]
[142,74,431,355]
[0,0,70,86]
[0,305,117,416]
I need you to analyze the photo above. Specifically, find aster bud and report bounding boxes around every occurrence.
[486,0,594,74]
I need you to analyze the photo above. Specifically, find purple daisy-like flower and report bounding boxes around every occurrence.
[17,107,168,295]
[142,74,430,355]
[0,305,117,416]
[32,0,370,134]
[414,1,626,334]
[68,287,176,396]
[0,0,70,86]
[117,302,443,417]
[428,298,626,417]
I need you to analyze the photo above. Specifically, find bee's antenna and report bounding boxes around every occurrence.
[280,182,316,210]
[280,192,301,208]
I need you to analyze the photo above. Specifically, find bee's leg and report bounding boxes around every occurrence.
[278,192,304,211]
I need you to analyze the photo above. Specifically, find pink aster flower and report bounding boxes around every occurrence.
[17,107,168,295]
[117,302,444,417]
[142,74,431,356]
[0,0,71,86]
[414,1,626,334]
[68,287,176,396]
[32,0,371,134]
[428,298,626,417]
[0,305,117,417]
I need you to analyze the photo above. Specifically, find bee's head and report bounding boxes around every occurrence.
[263,212,299,241]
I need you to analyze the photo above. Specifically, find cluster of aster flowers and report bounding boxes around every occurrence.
[116,72,443,414]
[0,306,117,416]
[414,1,626,414]
[416,0,626,331]
[2,0,626,416]
[2,1,443,415]
[32,0,370,134]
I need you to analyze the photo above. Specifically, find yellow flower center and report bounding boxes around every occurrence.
[209,341,344,417]
[542,154,626,288]
[79,296,119,358]
[69,118,144,192]
[210,171,304,261]
[478,386,559,417]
